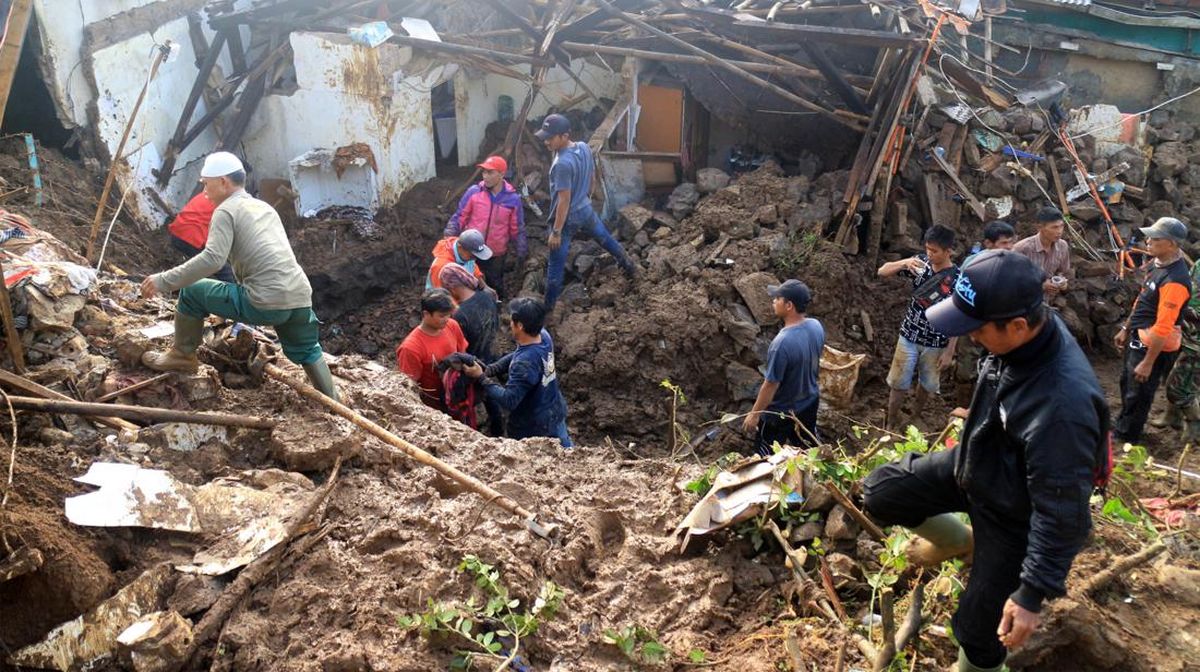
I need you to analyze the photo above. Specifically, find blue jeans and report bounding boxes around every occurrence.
[545,208,629,310]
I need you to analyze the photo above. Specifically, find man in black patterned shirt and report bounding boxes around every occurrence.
[878,225,960,429]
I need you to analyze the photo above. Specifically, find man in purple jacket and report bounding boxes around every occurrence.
[444,155,528,298]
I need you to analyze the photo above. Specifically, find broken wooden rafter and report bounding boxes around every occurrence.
[0,370,136,432]
[799,42,869,114]
[729,19,921,49]
[931,148,987,221]
[0,0,34,126]
[155,30,230,188]
[389,34,553,66]
[591,0,865,130]
[589,58,636,154]
[561,41,834,82]
[5,396,277,430]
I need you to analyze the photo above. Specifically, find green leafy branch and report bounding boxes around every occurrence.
[603,624,670,667]
[397,555,564,670]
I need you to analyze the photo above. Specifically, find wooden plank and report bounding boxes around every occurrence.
[0,255,26,373]
[729,19,921,49]
[1047,155,1070,213]
[389,34,552,65]
[0,0,34,125]
[156,30,229,187]
[0,369,137,432]
[931,150,987,221]
[6,396,277,430]
[589,59,636,153]
[561,41,834,80]
[799,42,869,114]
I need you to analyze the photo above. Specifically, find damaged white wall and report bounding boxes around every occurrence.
[240,32,455,209]
[31,0,230,225]
[454,58,623,167]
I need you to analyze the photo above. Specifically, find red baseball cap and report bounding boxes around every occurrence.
[477,156,507,172]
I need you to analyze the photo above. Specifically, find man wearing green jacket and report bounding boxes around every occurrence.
[139,151,338,400]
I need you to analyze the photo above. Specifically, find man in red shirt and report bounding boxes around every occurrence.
[397,288,468,410]
[168,192,236,282]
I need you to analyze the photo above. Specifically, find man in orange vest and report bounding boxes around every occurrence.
[168,193,236,283]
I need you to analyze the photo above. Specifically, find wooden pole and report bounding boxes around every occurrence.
[824,481,887,541]
[155,30,228,188]
[4,395,276,430]
[590,0,865,130]
[562,41,832,81]
[93,372,173,403]
[264,364,557,537]
[0,0,34,125]
[87,45,168,262]
[0,255,25,373]
[0,369,136,431]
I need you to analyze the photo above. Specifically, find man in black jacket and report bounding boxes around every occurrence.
[864,251,1108,672]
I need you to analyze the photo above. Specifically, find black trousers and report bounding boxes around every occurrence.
[170,234,237,284]
[1114,342,1180,442]
[753,400,819,457]
[863,449,1026,668]
[478,256,507,300]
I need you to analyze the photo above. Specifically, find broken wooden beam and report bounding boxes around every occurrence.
[0,254,26,373]
[94,373,174,403]
[4,396,277,430]
[930,149,987,221]
[389,33,552,66]
[799,42,869,114]
[156,30,229,187]
[591,0,864,130]
[729,19,921,49]
[0,370,137,432]
[0,0,34,125]
[824,481,886,541]
[561,41,833,80]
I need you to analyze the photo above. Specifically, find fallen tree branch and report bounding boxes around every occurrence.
[872,588,896,672]
[183,456,342,670]
[824,481,886,541]
[1080,542,1167,597]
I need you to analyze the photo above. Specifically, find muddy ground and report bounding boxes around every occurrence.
[0,152,1197,672]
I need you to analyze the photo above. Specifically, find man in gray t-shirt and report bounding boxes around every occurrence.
[534,114,636,310]
[743,279,825,456]
[140,151,338,400]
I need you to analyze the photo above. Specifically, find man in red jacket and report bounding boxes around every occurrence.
[444,156,527,298]
[167,192,236,283]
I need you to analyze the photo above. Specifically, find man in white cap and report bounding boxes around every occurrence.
[140,151,338,400]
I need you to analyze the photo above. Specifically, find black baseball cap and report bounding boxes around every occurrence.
[1139,216,1188,244]
[925,250,1043,336]
[767,279,811,311]
[534,113,571,140]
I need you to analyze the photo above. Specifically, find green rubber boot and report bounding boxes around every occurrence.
[302,358,340,402]
[1181,401,1200,442]
[957,648,1005,672]
[907,513,973,567]
[141,313,204,373]
[1150,403,1184,429]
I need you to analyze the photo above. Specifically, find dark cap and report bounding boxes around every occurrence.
[1139,216,1188,244]
[456,229,493,260]
[534,113,572,141]
[925,250,1044,336]
[767,279,812,311]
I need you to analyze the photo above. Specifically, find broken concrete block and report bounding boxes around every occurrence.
[139,423,229,453]
[754,204,779,226]
[619,204,654,234]
[1153,141,1189,179]
[696,168,731,194]
[271,416,361,472]
[799,473,835,514]
[1112,146,1147,186]
[1089,298,1124,325]
[724,308,760,349]
[114,332,154,368]
[790,520,825,544]
[179,371,220,402]
[668,182,700,219]
[825,505,861,540]
[1068,202,1102,222]
[724,361,762,402]
[979,166,1019,197]
[574,254,597,277]
[733,271,782,325]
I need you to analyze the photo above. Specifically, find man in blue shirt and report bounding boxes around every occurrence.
[464,297,572,447]
[534,113,636,311]
[742,279,825,456]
